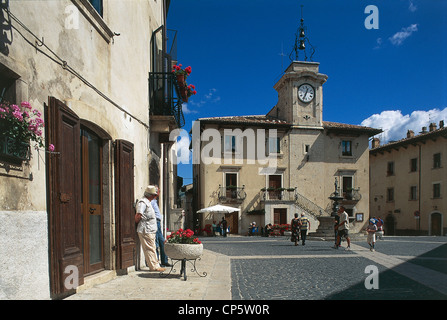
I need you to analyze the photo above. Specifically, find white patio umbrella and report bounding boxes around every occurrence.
[196,204,240,214]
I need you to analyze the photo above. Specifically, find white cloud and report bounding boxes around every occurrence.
[187,88,221,110]
[389,24,418,46]
[409,1,417,12]
[374,37,383,49]
[361,107,447,143]
[182,103,197,114]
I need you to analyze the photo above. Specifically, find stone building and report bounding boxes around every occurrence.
[192,61,381,236]
[370,122,447,236]
[0,0,184,299]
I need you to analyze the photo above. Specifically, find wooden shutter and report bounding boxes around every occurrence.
[46,97,84,296]
[115,139,136,269]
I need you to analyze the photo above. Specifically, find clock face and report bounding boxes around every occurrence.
[298,84,315,103]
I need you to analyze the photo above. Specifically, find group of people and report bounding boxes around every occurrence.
[211,217,228,237]
[333,206,384,252]
[290,213,310,246]
[135,185,172,272]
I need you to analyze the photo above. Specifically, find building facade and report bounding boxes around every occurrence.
[0,0,184,299]
[193,61,381,236]
[370,123,447,236]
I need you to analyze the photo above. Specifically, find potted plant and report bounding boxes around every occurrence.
[172,63,191,87]
[0,101,54,164]
[165,228,203,260]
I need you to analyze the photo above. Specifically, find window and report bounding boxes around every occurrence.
[410,158,417,172]
[224,135,236,153]
[268,136,280,154]
[387,161,395,176]
[387,188,394,202]
[342,176,353,199]
[341,140,352,156]
[433,183,441,199]
[225,173,238,199]
[433,153,441,169]
[410,186,417,200]
[89,0,103,16]
[304,144,310,153]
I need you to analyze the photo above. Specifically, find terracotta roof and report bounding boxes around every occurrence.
[323,121,383,137]
[197,116,382,136]
[370,126,447,153]
[197,115,291,127]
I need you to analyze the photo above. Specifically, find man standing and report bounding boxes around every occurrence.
[299,213,310,245]
[151,186,171,267]
[333,206,351,250]
[136,186,165,272]
[221,216,228,237]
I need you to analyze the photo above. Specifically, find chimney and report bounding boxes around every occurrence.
[371,137,380,148]
[406,130,414,138]
[440,120,444,128]
[421,127,427,134]
[429,123,437,132]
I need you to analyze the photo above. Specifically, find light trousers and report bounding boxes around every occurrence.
[138,232,161,270]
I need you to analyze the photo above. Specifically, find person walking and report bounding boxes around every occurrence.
[136,185,165,272]
[333,206,351,250]
[299,213,310,245]
[291,213,301,246]
[366,219,377,251]
[151,186,171,267]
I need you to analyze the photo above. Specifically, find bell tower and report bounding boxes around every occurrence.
[273,7,328,128]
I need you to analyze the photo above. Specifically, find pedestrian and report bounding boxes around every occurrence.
[334,213,340,247]
[299,213,310,245]
[333,206,351,250]
[136,185,165,272]
[376,217,384,240]
[291,213,301,246]
[366,219,377,251]
[151,186,171,267]
[221,216,228,237]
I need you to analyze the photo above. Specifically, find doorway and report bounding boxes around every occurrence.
[274,208,287,225]
[80,128,104,275]
[431,212,442,236]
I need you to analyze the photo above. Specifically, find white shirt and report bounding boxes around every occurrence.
[339,211,349,230]
[136,197,157,234]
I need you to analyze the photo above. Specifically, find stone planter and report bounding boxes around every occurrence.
[164,243,203,260]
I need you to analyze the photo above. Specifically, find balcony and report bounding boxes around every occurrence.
[149,71,185,130]
[218,185,246,203]
[261,188,297,202]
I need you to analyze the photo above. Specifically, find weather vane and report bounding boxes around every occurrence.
[290,5,315,62]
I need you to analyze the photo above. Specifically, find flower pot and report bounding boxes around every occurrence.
[164,243,203,260]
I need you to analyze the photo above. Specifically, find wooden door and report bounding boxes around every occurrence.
[225,212,238,234]
[115,139,136,269]
[431,213,442,236]
[268,175,282,200]
[80,128,104,275]
[274,208,287,225]
[46,97,83,296]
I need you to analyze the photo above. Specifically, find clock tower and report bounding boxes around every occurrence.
[273,61,328,128]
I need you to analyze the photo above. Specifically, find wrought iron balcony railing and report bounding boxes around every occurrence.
[149,72,185,128]
[218,185,246,202]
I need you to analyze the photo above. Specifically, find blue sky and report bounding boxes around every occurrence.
[168,0,447,184]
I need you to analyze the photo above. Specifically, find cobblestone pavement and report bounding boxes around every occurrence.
[66,235,446,301]
[203,235,447,300]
